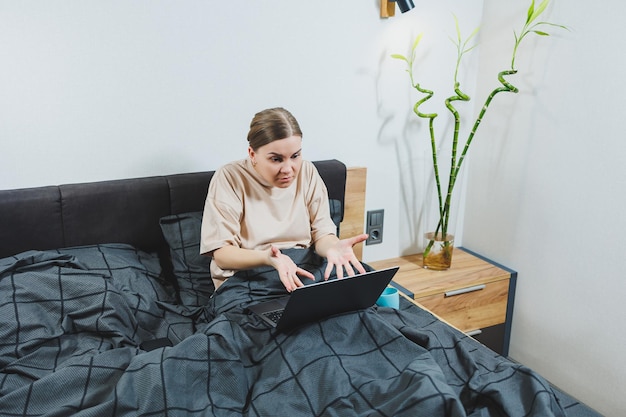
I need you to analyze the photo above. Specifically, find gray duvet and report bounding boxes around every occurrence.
[0,245,566,416]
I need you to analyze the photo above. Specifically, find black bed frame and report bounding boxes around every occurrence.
[0,159,347,260]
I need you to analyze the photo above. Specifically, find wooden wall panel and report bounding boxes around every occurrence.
[340,167,367,260]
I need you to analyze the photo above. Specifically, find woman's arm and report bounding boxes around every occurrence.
[212,245,271,271]
[212,245,315,292]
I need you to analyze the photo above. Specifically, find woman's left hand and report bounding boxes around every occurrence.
[321,233,369,280]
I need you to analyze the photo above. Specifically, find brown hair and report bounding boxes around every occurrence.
[247,107,302,150]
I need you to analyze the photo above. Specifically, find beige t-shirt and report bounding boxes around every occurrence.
[200,159,337,280]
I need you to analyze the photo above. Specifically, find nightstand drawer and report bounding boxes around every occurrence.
[416,279,509,332]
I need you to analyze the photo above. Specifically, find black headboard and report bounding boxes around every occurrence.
[0,159,347,259]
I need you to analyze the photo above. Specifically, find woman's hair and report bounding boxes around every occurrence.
[247,107,302,150]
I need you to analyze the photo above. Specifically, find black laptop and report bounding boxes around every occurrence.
[247,266,399,332]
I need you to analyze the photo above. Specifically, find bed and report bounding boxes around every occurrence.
[0,159,589,416]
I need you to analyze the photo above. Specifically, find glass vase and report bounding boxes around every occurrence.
[423,232,455,270]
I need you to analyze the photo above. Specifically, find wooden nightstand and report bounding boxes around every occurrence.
[368,247,516,356]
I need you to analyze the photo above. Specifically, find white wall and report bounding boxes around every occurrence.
[464,1,626,415]
[6,0,619,415]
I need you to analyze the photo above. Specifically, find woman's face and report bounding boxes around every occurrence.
[249,135,303,188]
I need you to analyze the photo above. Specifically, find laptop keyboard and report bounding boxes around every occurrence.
[263,309,284,324]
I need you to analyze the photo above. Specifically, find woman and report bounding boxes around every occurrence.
[200,107,368,292]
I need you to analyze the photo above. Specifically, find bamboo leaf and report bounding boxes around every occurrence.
[468,26,480,41]
[462,27,480,53]
[454,14,462,44]
[529,0,550,24]
[412,33,423,51]
[538,22,570,31]
[526,0,535,23]
[533,30,550,36]
[391,54,408,62]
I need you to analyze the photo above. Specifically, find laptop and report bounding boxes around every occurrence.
[247,266,399,332]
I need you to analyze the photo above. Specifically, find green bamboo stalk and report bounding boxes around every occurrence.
[441,81,469,239]
[451,69,518,189]
[416,85,443,257]
[434,15,476,241]
[413,85,442,222]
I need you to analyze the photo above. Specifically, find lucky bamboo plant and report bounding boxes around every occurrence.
[392,0,567,269]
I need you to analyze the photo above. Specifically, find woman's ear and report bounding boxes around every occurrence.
[248,147,256,166]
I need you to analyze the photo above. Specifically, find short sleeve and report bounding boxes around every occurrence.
[200,166,243,256]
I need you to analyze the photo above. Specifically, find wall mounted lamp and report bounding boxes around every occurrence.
[380,0,415,18]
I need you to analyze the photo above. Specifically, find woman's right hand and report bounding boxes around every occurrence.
[269,245,315,292]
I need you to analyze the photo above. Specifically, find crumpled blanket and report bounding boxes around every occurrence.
[0,246,566,416]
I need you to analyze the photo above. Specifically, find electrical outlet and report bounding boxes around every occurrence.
[365,209,384,245]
